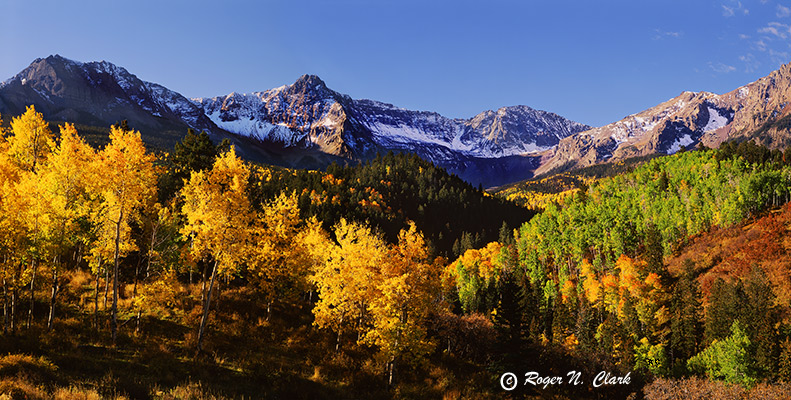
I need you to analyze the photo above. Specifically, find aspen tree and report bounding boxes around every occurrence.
[365,222,441,386]
[249,191,310,320]
[37,124,94,329]
[7,106,55,328]
[8,105,53,173]
[92,125,156,344]
[0,122,27,333]
[310,219,387,351]
[180,147,253,354]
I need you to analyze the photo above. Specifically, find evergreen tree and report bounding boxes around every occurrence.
[575,298,597,353]
[619,292,642,365]
[498,221,513,245]
[494,267,525,350]
[670,259,702,373]
[644,224,670,285]
[657,170,669,192]
[740,268,778,378]
[704,278,740,346]
[172,129,228,177]
[163,129,231,201]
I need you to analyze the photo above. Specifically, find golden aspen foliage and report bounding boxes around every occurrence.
[90,125,157,264]
[561,279,577,302]
[180,146,254,352]
[180,146,253,274]
[302,216,333,265]
[0,119,18,185]
[443,241,504,313]
[363,222,442,367]
[91,124,157,342]
[38,124,95,253]
[0,149,29,278]
[309,219,387,342]
[9,105,54,172]
[249,191,311,309]
[580,259,601,305]
[616,255,644,298]
[0,123,36,330]
[133,267,186,320]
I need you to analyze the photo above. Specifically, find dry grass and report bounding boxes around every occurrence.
[158,382,222,400]
[0,354,59,385]
[0,377,49,400]
[644,377,791,400]
[53,386,103,400]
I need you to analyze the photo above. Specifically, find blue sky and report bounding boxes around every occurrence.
[1,0,791,127]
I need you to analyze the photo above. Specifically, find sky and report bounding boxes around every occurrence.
[1,0,791,127]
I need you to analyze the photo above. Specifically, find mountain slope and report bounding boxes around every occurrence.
[0,55,219,149]
[537,62,791,175]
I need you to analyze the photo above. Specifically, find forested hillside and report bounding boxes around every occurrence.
[447,139,791,397]
[249,152,532,257]
[494,154,659,209]
[3,105,791,399]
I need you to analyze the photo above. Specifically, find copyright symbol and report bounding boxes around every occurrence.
[500,372,518,391]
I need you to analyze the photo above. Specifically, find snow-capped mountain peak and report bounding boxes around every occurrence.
[195,76,591,162]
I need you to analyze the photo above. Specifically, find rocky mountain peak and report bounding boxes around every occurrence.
[293,74,326,88]
[286,74,332,98]
[0,55,217,140]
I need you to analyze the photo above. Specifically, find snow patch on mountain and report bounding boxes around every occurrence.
[703,106,728,132]
[668,134,694,154]
[206,109,298,144]
[367,122,454,148]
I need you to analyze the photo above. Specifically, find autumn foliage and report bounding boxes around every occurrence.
[4,105,791,398]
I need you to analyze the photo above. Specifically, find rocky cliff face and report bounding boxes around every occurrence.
[194,75,360,157]
[711,63,791,146]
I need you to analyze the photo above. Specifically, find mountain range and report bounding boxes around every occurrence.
[537,63,791,175]
[2,54,791,187]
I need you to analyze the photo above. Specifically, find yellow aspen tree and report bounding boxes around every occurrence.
[301,216,332,305]
[87,241,113,328]
[249,191,310,320]
[15,166,50,329]
[5,106,55,329]
[364,222,441,386]
[0,184,33,333]
[37,123,95,329]
[0,128,29,333]
[443,242,503,313]
[180,147,253,354]
[310,219,387,351]
[92,125,157,344]
[9,105,53,173]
